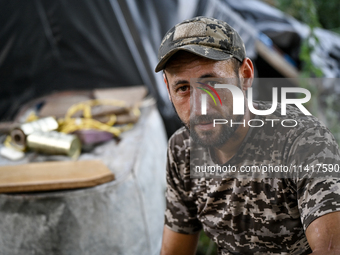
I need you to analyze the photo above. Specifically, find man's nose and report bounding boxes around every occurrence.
[190,88,205,116]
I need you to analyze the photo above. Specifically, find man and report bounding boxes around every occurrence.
[155,16,340,254]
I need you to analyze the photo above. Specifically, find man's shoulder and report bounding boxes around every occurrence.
[244,101,338,166]
[168,126,190,148]
[167,126,190,167]
[257,100,326,133]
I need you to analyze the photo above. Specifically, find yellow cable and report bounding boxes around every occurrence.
[59,99,140,137]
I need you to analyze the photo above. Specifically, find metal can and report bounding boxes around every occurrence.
[26,131,81,159]
[10,117,59,150]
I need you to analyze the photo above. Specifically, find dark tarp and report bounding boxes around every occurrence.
[0,0,179,134]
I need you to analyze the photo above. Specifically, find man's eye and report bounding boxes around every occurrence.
[206,81,217,87]
[177,86,190,92]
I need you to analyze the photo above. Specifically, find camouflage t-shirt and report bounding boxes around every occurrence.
[165,101,340,255]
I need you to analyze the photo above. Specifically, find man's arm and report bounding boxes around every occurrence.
[160,226,200,255]
[306,211,340,254]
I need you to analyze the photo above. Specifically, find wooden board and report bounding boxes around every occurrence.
[0,160,114,193]
[39,93,92,118]
[38,86,147,119]
[94,85,148,106]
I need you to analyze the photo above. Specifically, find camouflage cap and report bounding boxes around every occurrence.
[155,16,246,72]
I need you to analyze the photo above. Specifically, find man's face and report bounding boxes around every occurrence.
[164,56,246,147]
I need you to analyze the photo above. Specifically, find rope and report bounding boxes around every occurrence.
[58,99,140,136]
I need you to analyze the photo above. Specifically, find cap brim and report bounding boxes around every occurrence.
[154,44,234,72]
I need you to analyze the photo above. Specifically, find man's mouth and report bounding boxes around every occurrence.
[190,114,221,132]
[194,121,214,131]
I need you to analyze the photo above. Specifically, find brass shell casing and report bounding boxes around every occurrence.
[10,117,59,150]
[27,131,81,159]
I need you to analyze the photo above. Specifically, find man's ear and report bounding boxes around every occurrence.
[239,58,254,91]
[163,72,172,102]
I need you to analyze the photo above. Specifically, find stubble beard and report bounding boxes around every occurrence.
[189,113,244,147]
[171,102,244,148]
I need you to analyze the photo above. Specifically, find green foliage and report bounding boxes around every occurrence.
[196,231,217,255]
[314,0,340,33]
[274,0,340,145]
[274,0,340,34]
[275,0,322,77]
[324,95,340,143]
[299,38,323,78]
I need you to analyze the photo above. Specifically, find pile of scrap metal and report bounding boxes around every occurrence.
[0,86,146,161]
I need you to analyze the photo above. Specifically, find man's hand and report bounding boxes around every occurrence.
[306,211,340,254]
[160,226,200,255]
